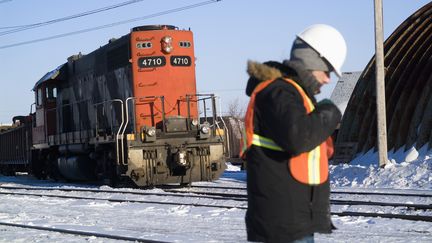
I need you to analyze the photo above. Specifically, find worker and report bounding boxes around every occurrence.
[241,24,347,242]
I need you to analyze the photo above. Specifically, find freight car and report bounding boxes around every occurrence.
[0,116,32,175]
[0,25,227,187]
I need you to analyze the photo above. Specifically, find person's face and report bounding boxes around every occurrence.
[312,70,331,93]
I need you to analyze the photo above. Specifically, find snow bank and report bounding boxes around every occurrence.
[330,145,432,189]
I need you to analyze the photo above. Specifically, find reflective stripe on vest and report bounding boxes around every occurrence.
[240,78,329,185]
[252,134,284,152]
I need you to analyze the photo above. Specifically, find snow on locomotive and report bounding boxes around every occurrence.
[0,25,227,187]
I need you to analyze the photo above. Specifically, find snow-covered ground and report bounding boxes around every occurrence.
[0,146,431,242]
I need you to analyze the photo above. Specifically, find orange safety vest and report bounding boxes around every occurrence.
[240,78,333,185]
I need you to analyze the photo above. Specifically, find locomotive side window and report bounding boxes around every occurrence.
[170,56,192,66]
[36,88,43,106]
[138,56,166,68]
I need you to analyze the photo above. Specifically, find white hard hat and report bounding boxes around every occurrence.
[297,24,347,77]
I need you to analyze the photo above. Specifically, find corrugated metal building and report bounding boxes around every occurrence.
[333,2,432,163]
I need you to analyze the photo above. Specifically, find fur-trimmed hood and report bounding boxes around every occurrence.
[245,60,291,96]
[245,60,322,97]
[247,60,283,82]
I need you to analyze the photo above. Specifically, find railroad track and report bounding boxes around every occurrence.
[167,189,432,211]
[3,181,430,198]
[0,221,167,243]
[0,185,247,202]
[186,185,432,198]
[0,190,247,210]
[2,185,432,210]
[1,185,432,222]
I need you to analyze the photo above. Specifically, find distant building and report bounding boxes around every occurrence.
[329,72,361,164]
[330,71,361,116]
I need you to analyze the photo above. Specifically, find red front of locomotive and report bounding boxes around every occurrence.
[130,26,198,133]
[123,25,226,187]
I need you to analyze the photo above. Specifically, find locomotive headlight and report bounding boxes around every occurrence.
[146,127,156,137]
[141,126,156,142]
[199,122,211,139]
[201,125,210,134]
[161,36,173,53]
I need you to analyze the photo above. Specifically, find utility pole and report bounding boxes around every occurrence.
[374,0,388,167]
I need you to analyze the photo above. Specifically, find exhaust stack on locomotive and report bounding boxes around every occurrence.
[0,25,227,187]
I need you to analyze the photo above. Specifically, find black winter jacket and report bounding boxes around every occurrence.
[245,61,341,242]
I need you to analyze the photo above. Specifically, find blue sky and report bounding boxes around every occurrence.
[0,0,430,124]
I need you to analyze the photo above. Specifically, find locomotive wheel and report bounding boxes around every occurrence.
[103,169,118,187]
[47,156,61,181]
[33,167,47,180]
[95,149,118,187]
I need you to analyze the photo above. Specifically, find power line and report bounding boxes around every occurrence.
[0,0,12,5]
[0,0,221,50]
[0,25,29,29]
[0,0,145,36]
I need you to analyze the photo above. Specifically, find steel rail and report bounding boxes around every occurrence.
[0,221,167,243]
[331,199,432,210]
[0,191,248,210]
[182,185,432,198]
[332,211,432,222]
[161,189,432,210]
[3,184,432,200]
[331,190,432,198]
[0,185,247,201]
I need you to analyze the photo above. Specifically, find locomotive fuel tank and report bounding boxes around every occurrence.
[57,156,96,181]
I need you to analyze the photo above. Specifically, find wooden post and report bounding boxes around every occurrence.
[374,0,388,167]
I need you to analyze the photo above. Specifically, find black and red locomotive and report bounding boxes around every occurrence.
[0,25,227,187]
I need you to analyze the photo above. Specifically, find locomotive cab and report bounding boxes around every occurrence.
[32,65,63,147]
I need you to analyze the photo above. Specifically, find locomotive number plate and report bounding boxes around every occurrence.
[170,56,192,66]
[138,56,166,68]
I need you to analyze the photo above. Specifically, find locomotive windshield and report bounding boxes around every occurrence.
[46,86,57,100]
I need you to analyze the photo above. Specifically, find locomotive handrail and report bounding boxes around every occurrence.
[30,103,36,114]
[211,95,229,147]
[186,93,222,136]
[122,95,166,163]
[123,95,166,135]
[215,116,229,157]
[115,100,125,166]
[186,93,213,120]
[120,97,137,166]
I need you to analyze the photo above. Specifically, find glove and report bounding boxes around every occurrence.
[316,98,342,124]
